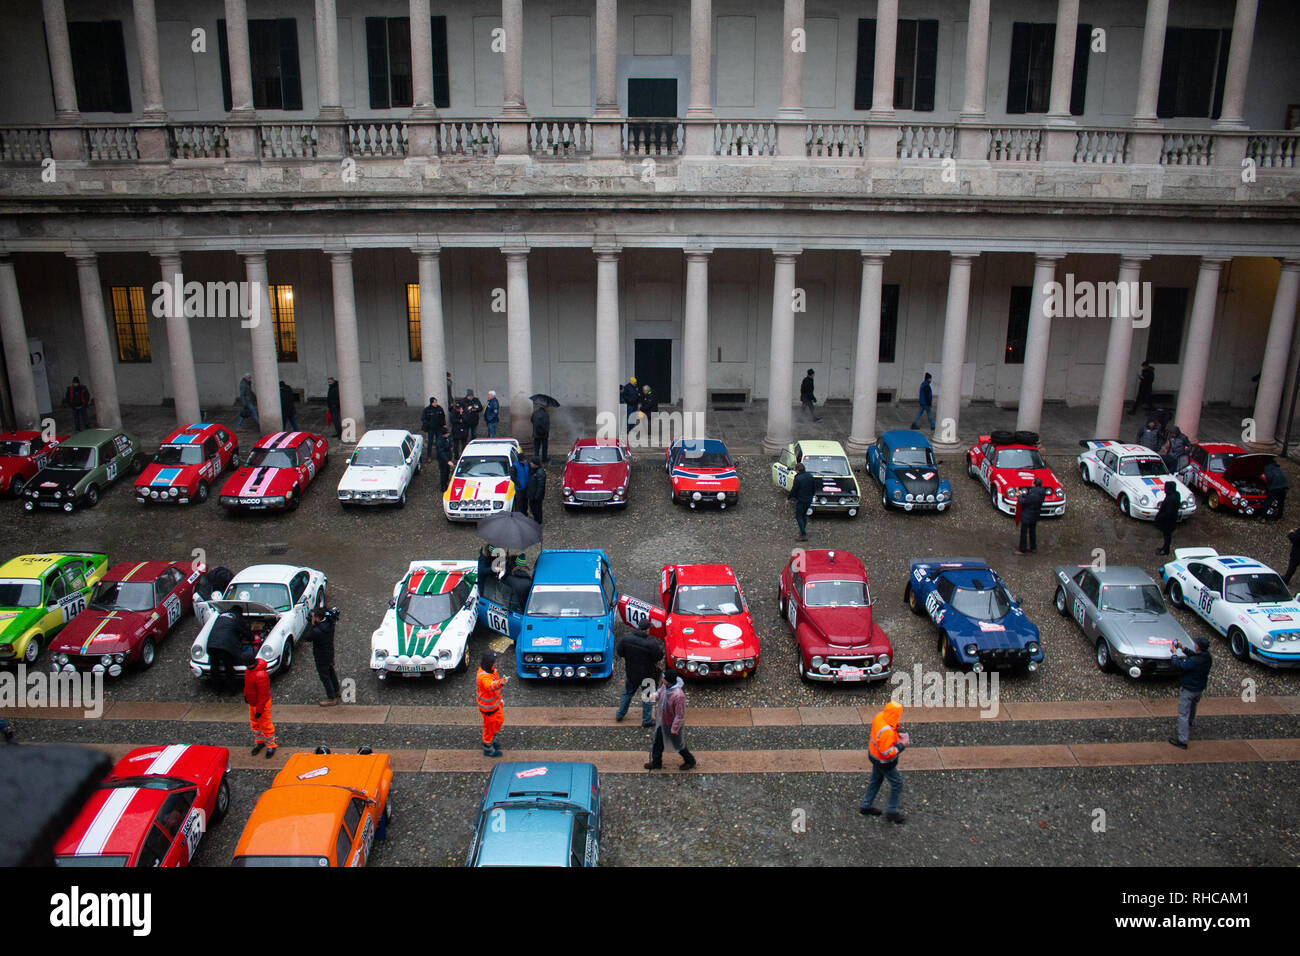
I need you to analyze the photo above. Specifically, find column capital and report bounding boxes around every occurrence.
[239,249,268,265]
[414,244,442,261]
[950,251,979,262]
[859,249,891,262]
[1033,253,1066,264]
[1117,254,1152,266]
[502,246,530,261]
[1278,257,1300,272]
[684,247,713,260]
[64,248,98,263]
[772,247,802,261]
[328,250,354,265]
[594,246,622,260]
[1199,256,1231,267]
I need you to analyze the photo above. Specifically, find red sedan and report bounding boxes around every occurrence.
[778,549,892,682]
[562,438,631,509]
[219,431,328,511]
[135,422,239,505]
[0,430,66,497]
[967,430,1066,517]
[48,560,202,675]
[53,744,231,867]
[1178,442,1275,516]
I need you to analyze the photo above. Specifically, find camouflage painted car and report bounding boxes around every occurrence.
[22,429,141,512]
[371,560,479,680]
[0,552,109,665]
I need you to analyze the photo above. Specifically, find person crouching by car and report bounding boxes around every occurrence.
[1154,480,1181,555]
[245,656,276,759]
[302,606,340,706]
[208,605,251,693]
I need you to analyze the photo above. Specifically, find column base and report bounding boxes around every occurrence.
[930,438,965,455]
[844,436,875,455]
[762,435,789,455]
[1245,440,1282,454]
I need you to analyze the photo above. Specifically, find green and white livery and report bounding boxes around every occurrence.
[371,560,479,680]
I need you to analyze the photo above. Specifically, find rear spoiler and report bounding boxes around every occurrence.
[1078,439,1118,449]
[1172,547,1219,562]
[908,556,986,571]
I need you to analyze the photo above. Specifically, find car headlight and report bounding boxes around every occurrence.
[905,493,914,502]
[191,646,203,661]
[839,497,848,505]
[938,490,949,500]
[1027,642,1040,654]
[926,494,935,502]
[113,653,125,663]
[692,491,701,501]
[744,658,754,668]
[493,500,504,509]
[811,656,823,667]
[674,658,686,669]
[374,648,387,660]
[54,490,62,499]
[615,486,625,495]
[437,648,452,660]
[339,490,351,500]
[964,643,979,656]
[878,654,890,667]
[169,487,179,498]
[100,655,112,665]
[1138,495,1150,506]
[258,644,274,659]
[892,490,902,500]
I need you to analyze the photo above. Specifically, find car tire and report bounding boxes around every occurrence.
[131,455,144,475]
[212,775,231,823]
[289,487,301,511]
[967,458,978,479]
[23,634,42,665]
[1095,638,1117,673]
[1208,490,1221,511]
[455,645,469,673]
[1167,579,1184,607]
[139,637,157,670]
[777,587,787,617]
[279,637,294,672]
[991,485,1000,510]
[9,475,24,497]
[797,653,811,683]
[938,630,959,669]
[86,485,99,507]
[905,583,922,616]
[1228,627,1250,662]
[196,481,209,504]
[881,489,889,509]
[1054,586,1069,617]
[1118,494,1131,517]
[1079,463,1090,485]
[397,491,407,508]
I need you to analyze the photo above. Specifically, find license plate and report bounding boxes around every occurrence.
[39,501,60,508]
[838,667,864,680]
[393,665,426,674]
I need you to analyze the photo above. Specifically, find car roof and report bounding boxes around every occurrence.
[793,549,868,579]
[271,753,389,794]
[103,560,177,583]
[666,563,738,585]
[793,440,847,456]
[880,429,933,448]
[163,423,224,444]
[253,431,314,449]
[356,429,412,447]
[474,810,574,867]
[1113,444,1159,457]
[1196,555,1277,575]
[1087,565,1158,587]
[236,787,352,856]
[230,564,306,586]
[533,549,607,585]
[0,430,44,443]
[0,553,84,578]
[64,429,125,447]
[571,437,625,448]
[1196,442,1245,454]
[464,439,519,455]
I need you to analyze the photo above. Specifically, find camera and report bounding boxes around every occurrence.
[315,606,341,623]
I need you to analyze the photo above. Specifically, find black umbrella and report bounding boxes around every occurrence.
[529,393,561,408]
[477,511,543,549]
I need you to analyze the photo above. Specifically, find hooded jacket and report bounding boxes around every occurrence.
[208,609,251,658]
[617,630,664,686]
[244,657,271,710]
[1153,481,1181,531]
[868,701,906,764]
[657,676,686,734]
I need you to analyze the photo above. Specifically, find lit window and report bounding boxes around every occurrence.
[268,285,298,362]
[110,286,151,363]
[407,284,422,361]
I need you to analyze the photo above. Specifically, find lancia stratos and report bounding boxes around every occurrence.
[371,560,478,679]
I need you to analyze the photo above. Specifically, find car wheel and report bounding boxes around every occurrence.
[777,587,787,617]
[938,630,959,669]
[455,645,469,673]
[1054,586,1069,617]
[131,455,145,475]
[1095,639,1117,673]
[881,489,889,509]
[1167,580,1184,607]
[1118,495,1131,517]
[905,583,922,616]
[991,485,1000,510]
[797,652,811,683]
[139,637,157,670]
[1079,463,1090,485]
[23,634,42,664]
[212,775,231,823]
[967,458,978,479]
[1207,490,1221,511]
[196,481,209,504]
[398,490,407,508]
[280,638,295,672]
[315,591,327,613]
[86,485,99,507]
[289,487,301,510]
[1228,628,1250,662]
[9,475,24,497]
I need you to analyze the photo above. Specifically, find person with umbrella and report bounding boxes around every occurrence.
[530,399,552,464]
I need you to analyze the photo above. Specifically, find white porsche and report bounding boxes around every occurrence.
[1077,440,1196,521]
[371,560,479,680]
[443,438,521,521]
[337,429,423,507]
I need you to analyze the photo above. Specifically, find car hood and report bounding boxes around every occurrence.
[31,468,88,492]
[1220,454,1272,483]
[809,473,859,495]
[889,464,941,492]
[137,464,200,488]
[391,611,456,656]
[668,616,759,656]
[338,465,405,492]
[1102,612,1191,656]
[446,475,514,501]
[0,607,43,644]
[520,618,608,650]
[50,610,151,654]
[801,606,875,649]
[964,615,1038,649]
[222,466,295,498]
[995,467,1062,491]
[563,462,628,489]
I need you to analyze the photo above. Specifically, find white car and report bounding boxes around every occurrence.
[1161,548,1300,667]
[1077,440,1196,521]
[190,564,327,678]
[443,438,521,522]
[371,560,479,680]
[337,429,423,507]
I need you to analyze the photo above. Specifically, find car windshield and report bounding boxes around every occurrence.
[232,856,330,867]
[1119,456,1167,477]
[801,455,850,476]
[351,446,404,467]
[91,580,157,612]
[680,449,731,469]
[154,445,203,466]
[526,585,606,617]
[1099,584,1165,614]
[1206,454,1233,474]
[675,584,742,615]
[995,448,1044,469]
[575,446,622,464]
[804,580,869,607]
[247,448,297,469]
[0,579,41,607]
[0,440,31,457]
[945,581,1012,621]
[54,855,128,867]
[890,446,934,467]
[103,776,190,791]
[398,590,454,626]
[1224,573,1292,604]
[49,446,93,469]
[456,456,510,478]
[223,582,291,611]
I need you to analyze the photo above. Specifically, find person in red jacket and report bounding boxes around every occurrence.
[244,657,276,758]
[476,651,509,757]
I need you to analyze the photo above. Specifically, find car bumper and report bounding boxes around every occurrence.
[675,659,757,678]
[804,661,891,682]
[675,490,738,507]
[51,657,130,677]
[563,495,627,507]
[339,491,404,505]
[994,495,1065,517]
[137,491,195,505]
[808,500,861,515]
[372,657,455,677]
[444,503,508,521]
[1250,646,1300,668]
[959,647,1043,671]
[219,496,290,510]
[517,658,613,679]
[24,496,81,511]
[890,497,950,512]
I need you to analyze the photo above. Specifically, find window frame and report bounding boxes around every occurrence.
[218,18,303,112]
[109,286,153,363]
[1004,285,1032,365]
[854,19,940,112]
[267,284,298,362]
[1006,21,1091,116]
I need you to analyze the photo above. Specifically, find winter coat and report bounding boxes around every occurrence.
[484,397,499,424]
[526,465,546,501]
[531,407,550,436]
[208,610,251,658]
[421,403,446,433]
[789,470,817,507]
[800,375,816,403]
[617,630,663,687]
[1017,486,1046,525]
[243,658,271,710]
[1153,482,1181,532]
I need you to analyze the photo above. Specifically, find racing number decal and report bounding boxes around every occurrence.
[1197,588,1215,616]
[623,600,652,629]
[924,591,943,621]
[180,808,205,862]
[106,460,119,482]
[307,461,316,480]
[485,607,509,634]
[1072,598,1087,628]
[786,592,798,630]
[164,593,182,629]
[59,592,87,623]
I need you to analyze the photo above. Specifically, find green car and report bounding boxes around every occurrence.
[0,552,109,664]
[22,429,141,513]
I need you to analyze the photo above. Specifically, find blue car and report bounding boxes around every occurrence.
[866,430,953,512]
[903,557,1043,671]
[477,549,618,679]
[466,761,601,867]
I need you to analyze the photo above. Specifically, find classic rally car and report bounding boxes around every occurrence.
[190,564,328,678]
[466,761,600,868]
[904,557,1043,671]
[778,549,892,682]
[666,438,738,509]
[562,438,631,509]
[135,422,238,505]
[0,552,108,665]
[1177,442,1275,516]
[444,438,521,521]
[1078,440,1196,521]
[1052,564,1193,677]
[53,744,231,868]
[967,430,1066,517]
[22,429,141,512]
[371,560,478,680]
[218,431,328,511]
[478,549,617,679]
[48,561,202,675]
[337,429,423,508]
[771,440,861,516]
[619,563,760,678]
[0,430,65,497]
[232,749,393,868]
[1161,548,1300,667]
[866,429,953,512]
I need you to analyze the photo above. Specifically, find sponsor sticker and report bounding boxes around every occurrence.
[516,766,548,779]
[533,636,561,647]
[977,621,1006,632]
[297,766,330,780]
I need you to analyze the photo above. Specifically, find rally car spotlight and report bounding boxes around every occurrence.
[965,643,979,657]
[972,662,985,673]
[819,663,831,675]
[538,666,551,677]
[1129,665,1143,678]
[1027,662,1038,672]
[577,666,589,678]
[63,502,74,512]
[744,658,754,668]
[564,666,575,677]
[108,665,122,677]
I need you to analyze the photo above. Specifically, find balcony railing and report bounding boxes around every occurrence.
[1074,128,1129,164]
[0,127,51,162]
[169,124,230,159]
[987,127,1042,162]
[439,120,498,157]
[349,121,407,158]
[714,122,777,157]
[898,124,955,159]
[1248,133,1299,169]
[624,119,683,156]
[1160,132,1212,166]
[260,123,318,159]
[85,126,138,161]
[528,119,591,157]
[806,123,866,158]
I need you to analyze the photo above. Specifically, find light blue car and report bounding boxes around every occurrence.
[466,761,601,867]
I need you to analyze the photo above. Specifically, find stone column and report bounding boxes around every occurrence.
[42,0,79,119]
[409,0,436,116]
[329,252,366,440]
[1094,255,1149,440]
[66,253,123,430]
[0,257,41,430]
[776,0,805,156]
[314,0,342,117]
[223,0,255,113]
[847,253,888,454]
[504,249,534,438]
[592,0,621,157]
[1016,255,1062,434]
[1047,0,1080,120]
[595,248,621,438]
[1215,0,1259,128]
[241,252,281,434]
[417,248,448,412]
[866,0,899,160]
[1249,260,1300,450]
[152,252,201,427]
[763,251,800,454]
[502,0,526,115]
[685,0,714,155]
[933,254,977,451]
[956,0,992,160]
[132,0,166,117]
[1132,0,1169,125]
[1174,257,1229,443]
[682,251,710,436]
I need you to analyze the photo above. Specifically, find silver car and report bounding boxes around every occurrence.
[1052,564,1193,678]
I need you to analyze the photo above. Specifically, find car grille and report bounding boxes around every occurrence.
[978,647,1031,663]
[527,652,595,664]
[575,490,612,502]
[828,655,875,668]
[454,500,496,513]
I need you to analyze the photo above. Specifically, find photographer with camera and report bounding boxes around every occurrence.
[302,605,342,707]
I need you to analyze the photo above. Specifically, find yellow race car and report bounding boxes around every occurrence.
[0,552,109,665]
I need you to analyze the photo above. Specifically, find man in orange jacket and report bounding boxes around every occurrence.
[476,651,509,757]
[244,657,276,759]
[860,701,908,823]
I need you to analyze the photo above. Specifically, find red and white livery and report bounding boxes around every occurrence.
[967,430,1066,517]
[135,422,239,505]
[218,430,328,511]
[0,430,65,497]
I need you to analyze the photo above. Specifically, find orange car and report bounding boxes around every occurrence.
[231,748,393,867]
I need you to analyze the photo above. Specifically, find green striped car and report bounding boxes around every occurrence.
[370,560,478,681]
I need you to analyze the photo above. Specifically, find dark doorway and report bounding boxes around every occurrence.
[627,78,678,153]
[634,339,672,406]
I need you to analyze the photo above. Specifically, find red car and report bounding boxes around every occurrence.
[562,438,631,509]
[135,422,239,505]
[0,430,66,497]
[778,549,892,683]
[53,744,231,867]
[48,560,202,675]
[665,438,739,509]
[967,430,1066,517]
[1178,442,1276,516]
[218,431,328,511]
[619,563,760,678]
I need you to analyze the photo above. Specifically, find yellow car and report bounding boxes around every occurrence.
[0,552,109,665]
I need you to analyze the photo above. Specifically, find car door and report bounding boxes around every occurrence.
[772,445,795,489]
[288,572,311,635]
[1073,570,1101,639]
[978,443,995,487]
[401,437,416,486]
[1184,563,1215,625]
[147,788,201,866]
[340,796,373,867]
[570,811,598,867]
[201,436,221,481]
[1195,567,1225,630]
[157,569,185,635]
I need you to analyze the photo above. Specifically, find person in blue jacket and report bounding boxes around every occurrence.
[910,372,935,430]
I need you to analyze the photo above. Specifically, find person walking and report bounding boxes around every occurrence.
[512,455,531,512]
[462,390,482,440]
[789,462,817,541]
[1168,636,1212,749]
[1015,477,1046,554]
[278,381,298,432]
[435,427,452,491]
[207,605,250,693]
[65,377,92,432]
[476,651,509,758]
[859,701,908,823]
[1285,526,1300,586]
[235,373,259,431]
[1130,362,1155,415]
[420,397,445,461]
[449,401,467,460]
[244,655,276,759]
[484,390,500,438]
[1264,459,1288,520]
[622,377,640,430]
[326,377,342,438]
[910,373,935,430]
[1136,419,1161,451]
[799,369,822,423]
[645,670,696,771]
[301,607,340,706]
[615,627,663,726]
[531,403,551,463]
[1153,480,1181,555]
[526,456,546,525]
